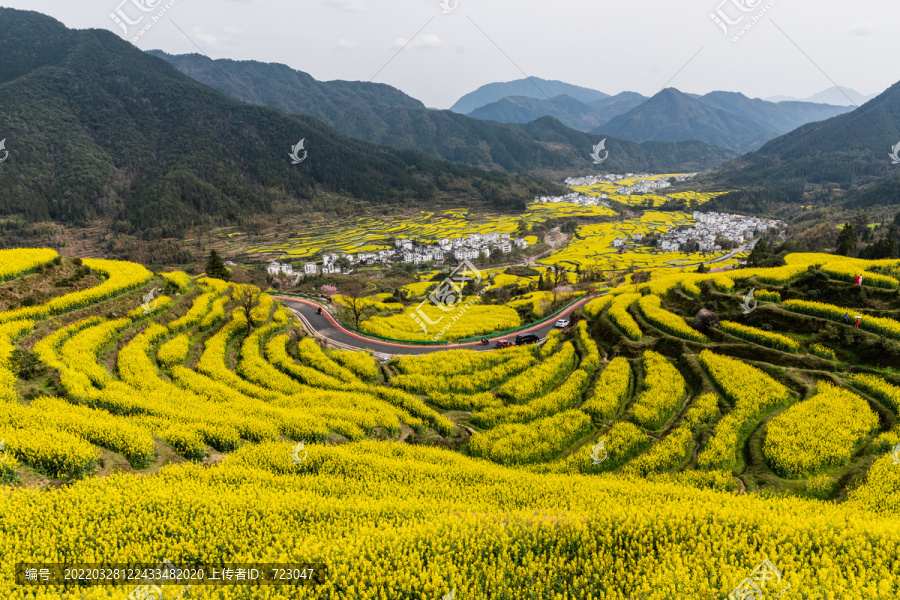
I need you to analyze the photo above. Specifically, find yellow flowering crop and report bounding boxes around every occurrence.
[330,348,380,381]
[630,351,687,430]
[160,270,192,292]
[784,298,900,340]
[712,275,735,292]
[809,343,837,360]
[719,320,799,353]
[849,373,900,413]
[474,369,589,428]
[168,291,216,332]
[392,352,534,396]
[638,294,708,343]
[0,248,58,281]
[608,293,642,341]
[623,393,719,476]
[469,409,592,465]
[361,300,520,342]
[754,289,781,302]
[0,259,152,324]
[126,295,172,319]
[581,357,632,421]
[296,338,358,382]
[697,350,793,471]
[575,320,601,375]
[157,333,192,368]
[583,295,613,319]
[0,321,32,402]
[495,342,576,402]
[764,382,878,478]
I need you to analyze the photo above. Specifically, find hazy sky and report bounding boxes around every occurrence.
[2,0,894,109]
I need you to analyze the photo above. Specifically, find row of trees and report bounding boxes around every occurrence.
[836,211,900,258]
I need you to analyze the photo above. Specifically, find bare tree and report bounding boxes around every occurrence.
[339,280,375,329]
[232,285,263,340]
[548,263,567,288]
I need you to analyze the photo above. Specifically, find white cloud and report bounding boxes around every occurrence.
[191,27,225,50]
[850,22,875,36]
[324,0,364,12]
[337,38,358,50]
[189,27,242,52]
[391,34,442,51]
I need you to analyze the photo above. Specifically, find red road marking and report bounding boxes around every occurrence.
[272,295,596,351]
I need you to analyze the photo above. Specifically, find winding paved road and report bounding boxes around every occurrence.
[274,296,594,357]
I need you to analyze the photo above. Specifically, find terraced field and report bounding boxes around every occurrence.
[248,202,613,259]
[539,210,747,272]
[246,176,726,269]
[1,249,899,599]
[569,174,726,207]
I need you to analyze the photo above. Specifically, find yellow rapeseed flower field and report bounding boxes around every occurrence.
[764,382,879,478]
[0,248,899,599]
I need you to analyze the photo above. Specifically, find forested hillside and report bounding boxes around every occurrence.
[0,9,565,238]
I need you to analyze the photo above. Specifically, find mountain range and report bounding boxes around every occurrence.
[705,80,900,213]
[594,88,853,153]
[765,87,878,107]
[467,92,648,133]
[449,77,610,114]
[2,7,897,246]
[447,78,857,153]
[0,9,566,236]
[151,51,735,177]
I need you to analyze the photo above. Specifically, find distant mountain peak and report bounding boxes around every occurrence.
[764,86,878,107]
[710,78,900,202]
[592,87,854,153]
[450,77,608,114]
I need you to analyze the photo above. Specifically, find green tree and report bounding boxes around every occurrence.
[835,224,857,256]
[859,225,898,259]
[746,240,771,267]
[852,213,870,242]
[516,220,529,236]
[206,250,231,281]
[335,256,352,272]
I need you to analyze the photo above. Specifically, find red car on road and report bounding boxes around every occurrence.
[495,340,513,349]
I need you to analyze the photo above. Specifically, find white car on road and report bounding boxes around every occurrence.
[555,318,570,328]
